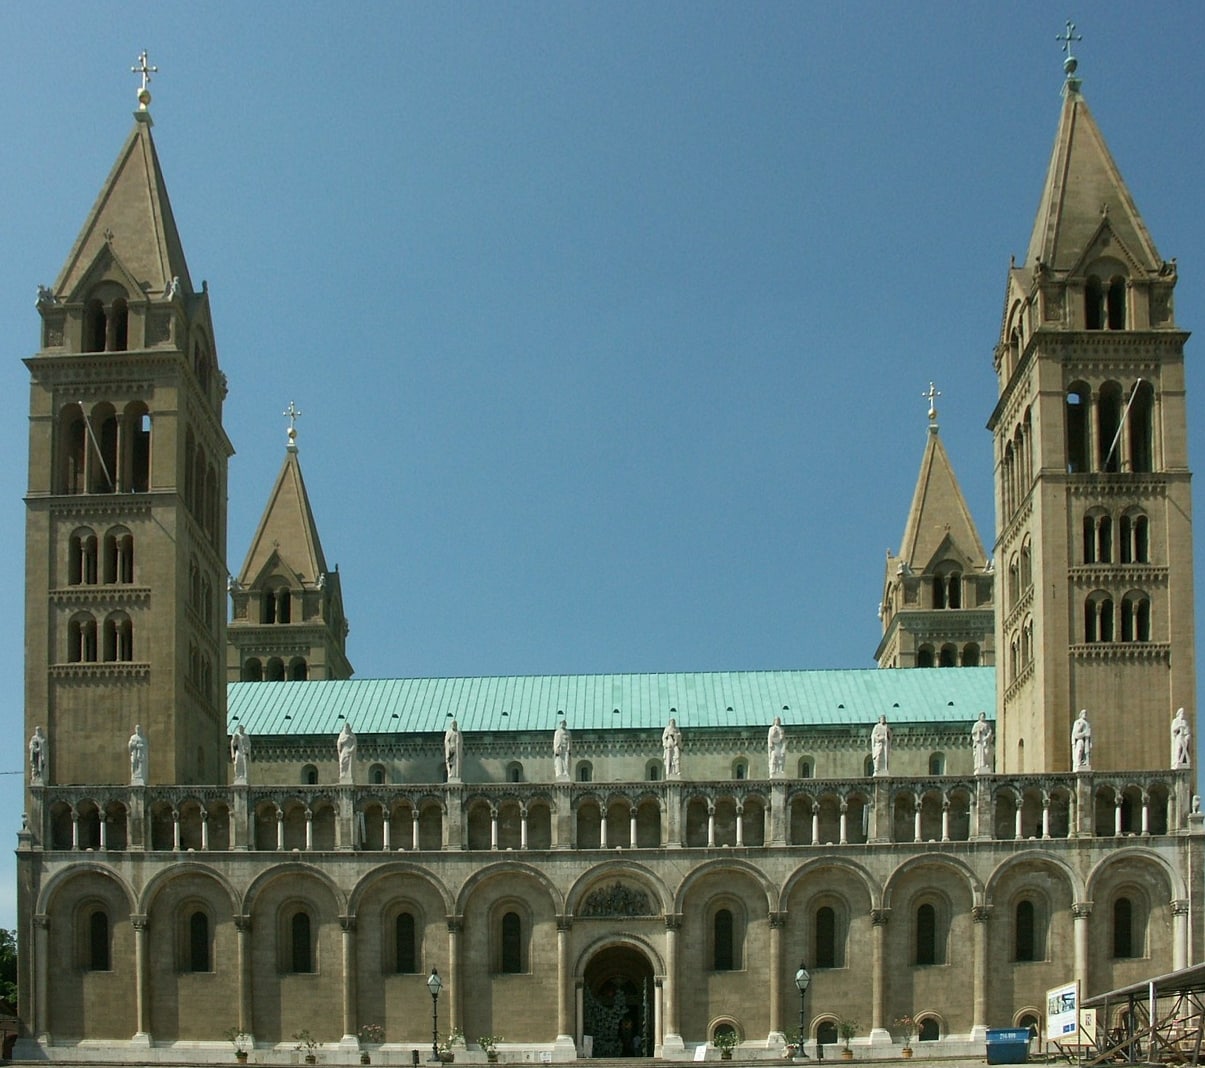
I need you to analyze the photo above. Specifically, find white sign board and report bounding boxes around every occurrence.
[1046,982,1096,1045]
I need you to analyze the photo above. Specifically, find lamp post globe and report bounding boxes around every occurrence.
[428,968,443,1062]
[794,962,811,1059]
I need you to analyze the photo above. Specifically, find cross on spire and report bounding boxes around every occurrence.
[923,382,941,430]
[284,401,302,450]
[131,50,158,111]
[1057,20,1083,88]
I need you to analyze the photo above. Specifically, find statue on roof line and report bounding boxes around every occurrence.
[337,721,357,784]
[1172,707,1191,770]
[662,718,682,779]
[129,724,148,785]
[231,724,251,785]
[767,716,786,779]
[28,726,46,786]
[553,719,571,781]
[971,712,993,775]
[1071,709,1092,772]
[444,719,463,782]
[871,714,891,777]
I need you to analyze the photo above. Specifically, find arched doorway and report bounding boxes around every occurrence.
[583,944,655,1057]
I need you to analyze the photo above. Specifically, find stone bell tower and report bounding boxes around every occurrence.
[24,58,232,787]
[989,36,1196,774]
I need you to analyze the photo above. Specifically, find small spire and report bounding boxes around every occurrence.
[283,400,302,451]
[923,381,941,432]
[1057,20,1083,94]
[131,50,158,115]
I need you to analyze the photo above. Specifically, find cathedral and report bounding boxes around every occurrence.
[15,46,1204,1063]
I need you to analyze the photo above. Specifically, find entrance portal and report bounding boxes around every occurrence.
[583,945,655,1057]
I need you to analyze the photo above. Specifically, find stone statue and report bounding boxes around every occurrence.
[871,714,891,776]
[337,721,357,784]
[128,724,147,785]
[767,716,786,778]
[662,718,682,779]
[971,712,993,775]
[444,719,463,781]
[1071,709,1092,771]
[230,724,251,785]
[553,719,571,781]
[28,726,46,786]
[1172,707,1192,769]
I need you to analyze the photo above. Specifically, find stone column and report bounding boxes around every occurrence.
[447,917,463,1037]
[653,978,663,1055]
[172,808,181,851]
[232,785,250,849]
[768,913,786,1043]
[869,909,890,1043]
[235,915,253,1037]
[132,913,150,1043]
[971,906,991,1040]
[99,814,108,851]
[305,807,314,851]
[811,803,820,846]
[555,917,575,1050]
[629,807,637,848]
[33,914,49,1042]
[735,803,744,847]
[341,916,357,1043]
[71,810,79,849]
[913,797,922,843]
[382,809,391,851]
[200,809,209,850]
[490,805,499,850]
[1141,793,1150,835]
[276,809,284,851]
[941,798,950,842]
[665,783,682,848]
[870,782,890,843]
[412,808,420,850]
[1172,900,1190,971]
[1072,902,1093,992]
[770,782,787,845]
[662,915,684,1052]
[1042,796,1051,839]
[600,807,609,849]
[839,800,848,846]
[707,802,716,847]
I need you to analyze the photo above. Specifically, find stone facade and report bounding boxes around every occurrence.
[15,69,1204,1064]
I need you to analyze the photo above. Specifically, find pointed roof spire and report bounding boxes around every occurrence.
[895,388,986,573]
[236,418,330,588]
[51,57,192,302]
[1024,25,1162,275]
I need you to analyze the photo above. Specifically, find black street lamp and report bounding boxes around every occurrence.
[794,962,811,1059]
[427,968,443,1062]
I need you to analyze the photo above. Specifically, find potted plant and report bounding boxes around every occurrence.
[785,1026,806,1059]
[294,1030,319,1065]
[837,1019,858,1060]
[713,1028,740,1061]
[359,1024,385,1064]
[477,1035,504,1063]
[896,1016,916,1058]
[224,1027,252,1063]
[438,1028,463,1063]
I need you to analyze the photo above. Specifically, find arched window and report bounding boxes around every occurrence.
[189,910,211,972]
[939,644,957,667]
[917,645,934,668]
[733,761,747,780]
[928,753,945,776]
[646,762,661,781]
[918,1019,940,1042]
[289,657,309,681]
[916,903,939,965]
[1085,276,1104,330]
[103,612,133,662]
[817,1021,838,1046]
[110,298,129,350]
[1008,556,1020,609]
[815,906,837,968]
[713,908,735,971]
[88,909,110,971]
[506,762,523,783]
[302,765,318,785]
[1085,594,1114,643]
[69,613,98,663]
[799,758,814,779]
[1129,381,1154,472]
[1107,276,1126,330]
[69,529,99,585]
[369,764,386,785]
[128,404,151,492]
[83,299,106,352]
[242,658,262,682]
[291,911,313,973]
[1020,539,1033,589]
[1066,385,1089,473]
[395,912,417,973]
[577,762,592,783]
[1098,383,1124,473]
[1015,900,1036,962]
[1113,897,1135,959]
[1121,593,1151,642]
[104,529,134,584]
[266,658,285,681]
[863,756,874,777]
[501,911,522,974]
[962,643,980,667]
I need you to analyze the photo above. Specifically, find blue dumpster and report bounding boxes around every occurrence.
[985,1028,1031,1065]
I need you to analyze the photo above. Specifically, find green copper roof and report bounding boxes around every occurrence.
[227,668,994,736]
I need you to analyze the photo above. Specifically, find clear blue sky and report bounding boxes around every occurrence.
[1,4,1204,928]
